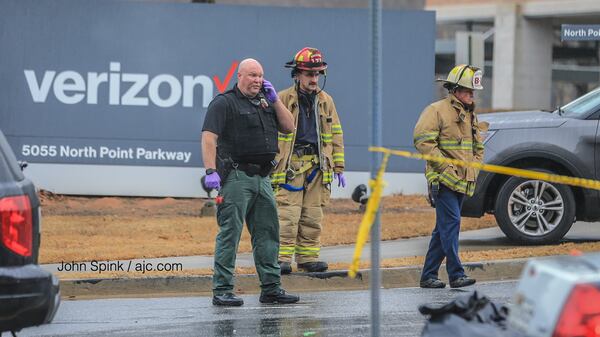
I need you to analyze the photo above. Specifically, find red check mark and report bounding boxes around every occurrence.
[213,60,239,93]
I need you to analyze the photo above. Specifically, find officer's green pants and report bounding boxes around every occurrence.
[213,169,281,295]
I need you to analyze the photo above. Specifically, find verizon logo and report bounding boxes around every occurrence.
[24,61,238,108]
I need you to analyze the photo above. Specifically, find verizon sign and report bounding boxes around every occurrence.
[24,61,240,108]
[1,0,434,198]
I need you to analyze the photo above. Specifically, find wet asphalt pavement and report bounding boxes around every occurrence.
[18,280,517,337]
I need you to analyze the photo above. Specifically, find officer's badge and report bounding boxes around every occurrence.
[260,98,269,109]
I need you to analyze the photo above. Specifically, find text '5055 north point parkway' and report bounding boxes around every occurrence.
[21,144,192,163]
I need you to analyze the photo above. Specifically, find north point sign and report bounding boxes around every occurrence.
[24,61,238,108]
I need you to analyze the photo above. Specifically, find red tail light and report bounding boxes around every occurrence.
[0,195,32,257]
[553,284,600,337]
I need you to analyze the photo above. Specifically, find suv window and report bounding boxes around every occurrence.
[561,87,600,119]
[0,130,24,183]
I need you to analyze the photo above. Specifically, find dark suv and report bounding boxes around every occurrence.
[463,88,600,244]
[0,129,60,333]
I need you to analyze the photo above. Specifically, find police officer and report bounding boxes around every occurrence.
[414,64,488,289]
[271,47,346,274]
[201,58,299,306]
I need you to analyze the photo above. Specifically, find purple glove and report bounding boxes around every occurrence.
[262,79,279,103]
[204,172,221,190]
[334,172,346,188]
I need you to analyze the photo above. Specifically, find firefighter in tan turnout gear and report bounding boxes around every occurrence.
[414,64,488,289]
[272,47,346,274]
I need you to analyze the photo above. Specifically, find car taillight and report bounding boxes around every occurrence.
[0,195,32,257]
[553,284,600,337]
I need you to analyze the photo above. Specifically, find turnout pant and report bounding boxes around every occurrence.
[212,170,281,295]
[420,184,466,282]
[276,158,330,264]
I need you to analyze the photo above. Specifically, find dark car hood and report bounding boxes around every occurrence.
[479,110,567,130]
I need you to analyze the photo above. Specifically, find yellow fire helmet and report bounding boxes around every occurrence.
[436,64,483,90]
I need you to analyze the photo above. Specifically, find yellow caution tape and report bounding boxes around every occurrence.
[369,146,600,191]
[348,146,600,278]
[348,153,390,278]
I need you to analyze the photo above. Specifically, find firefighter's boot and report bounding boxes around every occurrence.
[297,261,328,272]
[279,261,292,275]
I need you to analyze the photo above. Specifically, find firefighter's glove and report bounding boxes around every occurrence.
[335,172,346,188]
[262,79,279,103]
[204,172,221,190]
[428,183,439,208]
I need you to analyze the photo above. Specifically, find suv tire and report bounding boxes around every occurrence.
[494,170,576,245]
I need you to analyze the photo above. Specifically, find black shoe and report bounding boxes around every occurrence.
[420,278,446,289]
[259,288,300,304]
[279,261,292,275]
[297,261,328,272]
[450,276,476,288]
[212,293,244,306]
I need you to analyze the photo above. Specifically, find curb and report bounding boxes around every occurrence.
[59,258,527,299]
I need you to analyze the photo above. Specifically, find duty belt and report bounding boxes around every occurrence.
[234,161,275,177]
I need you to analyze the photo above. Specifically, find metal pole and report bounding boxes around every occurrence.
[369,0,382,336]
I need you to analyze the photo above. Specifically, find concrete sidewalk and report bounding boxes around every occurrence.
[42,222,600,273]
[58,259,526,299]
[45,222,599,299]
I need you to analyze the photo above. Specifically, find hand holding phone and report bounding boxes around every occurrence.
[262,79,278,104]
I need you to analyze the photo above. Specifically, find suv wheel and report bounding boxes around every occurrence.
[494,172,575,244]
